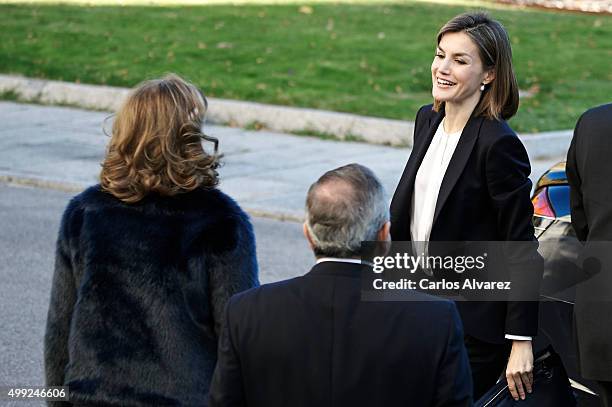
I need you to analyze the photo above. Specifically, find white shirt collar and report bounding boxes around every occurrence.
[315,257,374,267]
[316,257,362,265]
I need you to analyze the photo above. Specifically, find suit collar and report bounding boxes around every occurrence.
[307,260,370,279]
[398,106,484,239]
[432,112,483,226]
[402,108,445,200]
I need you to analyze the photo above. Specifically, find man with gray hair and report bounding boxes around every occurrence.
[209,163,472,406]
[303,162,390,258]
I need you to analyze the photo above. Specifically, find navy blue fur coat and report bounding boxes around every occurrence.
[44,185,259,406]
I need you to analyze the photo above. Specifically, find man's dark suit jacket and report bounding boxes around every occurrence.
[566,102,612,381]
[209,261,472,406]
[390,104,542,344]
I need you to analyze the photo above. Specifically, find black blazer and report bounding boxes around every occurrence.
[390,105,541,343]
[566,103,612,380]
[209,261,473,407]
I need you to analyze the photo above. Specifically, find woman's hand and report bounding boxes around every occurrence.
[506,340,534,400]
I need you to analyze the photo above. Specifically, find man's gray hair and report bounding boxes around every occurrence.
[305,163,389,258]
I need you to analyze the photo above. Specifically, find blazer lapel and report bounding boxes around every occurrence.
[432,115,483,226]
[400,110,444,213]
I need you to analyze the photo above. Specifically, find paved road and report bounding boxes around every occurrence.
[0,183,312,395]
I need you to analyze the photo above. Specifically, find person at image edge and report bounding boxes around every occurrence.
[567,102,612,407]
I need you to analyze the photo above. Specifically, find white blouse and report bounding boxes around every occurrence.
[410,119,462,243]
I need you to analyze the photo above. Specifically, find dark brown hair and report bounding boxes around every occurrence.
[100,74,219,203]
[433,12,519,120]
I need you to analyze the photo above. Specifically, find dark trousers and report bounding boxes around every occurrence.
[598,381,612,407]
[465,335,512,401]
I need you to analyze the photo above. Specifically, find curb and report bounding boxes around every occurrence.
[519,129,572,160]
[0,74,573,157]
[0,74,413,147]
[0,174,304,223]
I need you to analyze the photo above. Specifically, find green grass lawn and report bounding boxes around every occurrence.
[0,0,610,133]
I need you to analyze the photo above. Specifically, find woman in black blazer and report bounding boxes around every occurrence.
[390,12,541,401]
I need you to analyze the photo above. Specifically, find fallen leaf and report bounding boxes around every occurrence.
[528,83,540,95]
[299,5,313,14]
[217,42,234,49]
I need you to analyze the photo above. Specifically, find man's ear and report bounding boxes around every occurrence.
[303,222,316,250]
[377,221,391,242]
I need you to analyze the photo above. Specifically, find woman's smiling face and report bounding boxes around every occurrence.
[431,31,494,108]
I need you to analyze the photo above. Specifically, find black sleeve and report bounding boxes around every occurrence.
[485,133,534,242]
[432,302,473,407]
[208,299,246,407]
[209,213,259,338]
[44,207,78,406]
[566,114,588,242]
[485,134,542,336]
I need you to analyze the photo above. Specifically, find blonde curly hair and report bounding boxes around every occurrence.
[100,74,219,203]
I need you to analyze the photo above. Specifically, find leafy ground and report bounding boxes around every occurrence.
[0,0,610,132]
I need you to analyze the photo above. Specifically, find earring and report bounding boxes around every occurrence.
[480,84,485,91]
